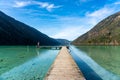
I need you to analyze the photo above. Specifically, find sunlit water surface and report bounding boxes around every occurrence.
[0,46,59,80]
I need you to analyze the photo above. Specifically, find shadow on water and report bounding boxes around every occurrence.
[70,49,102,80]
[76,46,120,76]
[70,46,120,80]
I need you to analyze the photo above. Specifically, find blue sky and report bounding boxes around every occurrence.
[0,0,120,40]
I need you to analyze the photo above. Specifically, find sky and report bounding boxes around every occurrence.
[0,0,120,40]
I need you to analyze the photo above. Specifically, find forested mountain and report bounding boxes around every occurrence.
[56,39,70,45]
[0,11,60,46]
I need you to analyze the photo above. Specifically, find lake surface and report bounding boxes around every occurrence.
[71,46,120,80]
[0,46,59,80]
[0,46,120,80]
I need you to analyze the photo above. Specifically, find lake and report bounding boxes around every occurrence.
[0,46,120,80]
[70,46,120,80]
[0,46,59,80]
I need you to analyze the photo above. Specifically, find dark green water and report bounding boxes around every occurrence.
[71,46,120,80]
[0,46,59,80]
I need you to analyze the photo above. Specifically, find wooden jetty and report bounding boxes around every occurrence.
[39,46,62,50]
[45,46,85,80]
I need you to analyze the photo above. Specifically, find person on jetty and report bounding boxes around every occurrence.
[37,42,40,48]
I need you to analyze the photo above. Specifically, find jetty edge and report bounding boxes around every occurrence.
[45,46,85,80]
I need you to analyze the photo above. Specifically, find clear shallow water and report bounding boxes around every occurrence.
[0,46,59,80]
[71,46,120,80]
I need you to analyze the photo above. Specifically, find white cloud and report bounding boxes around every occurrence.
[51,2,120,40]
[35,2,61,12]
[13,1,61,11]
[85,7,115,26]
[56,6,115,28]
[13,1,31,8]
[38,1,120,40]
[86,8,112,17]
[51,26,89,40]
[114,1,120,5]
[7,0,120,40]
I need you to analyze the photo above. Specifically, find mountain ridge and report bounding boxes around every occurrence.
[72,11,120,45]
[0,11,60,46]
[56,39,70,45]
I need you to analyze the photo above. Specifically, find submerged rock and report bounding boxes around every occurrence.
[0,59,3,62]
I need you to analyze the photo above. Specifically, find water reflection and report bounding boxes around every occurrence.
[71,46,120,80]
[0,46,59,80]
[36,48,40,56]
[77,46,120,75]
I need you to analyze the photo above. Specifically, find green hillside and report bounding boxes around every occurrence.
[72,12,120,45]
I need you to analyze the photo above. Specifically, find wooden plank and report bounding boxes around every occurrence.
[45,46,85,80]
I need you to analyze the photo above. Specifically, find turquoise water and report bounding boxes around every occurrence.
[1,46,120,80]
[0,46,59,80]
[71,46,120,80]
